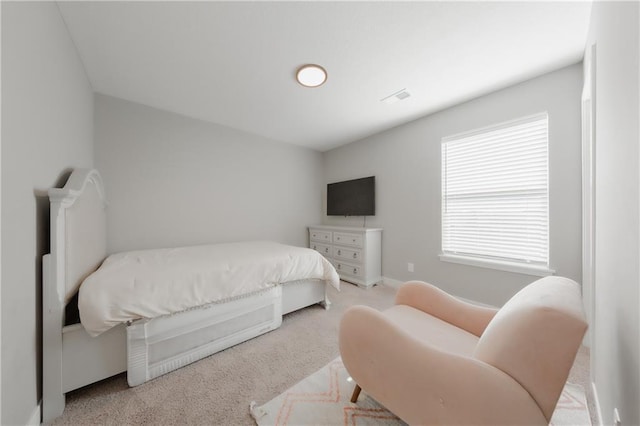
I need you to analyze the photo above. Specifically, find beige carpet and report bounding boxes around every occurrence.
[50,282,594,425]
[250,357,590,426]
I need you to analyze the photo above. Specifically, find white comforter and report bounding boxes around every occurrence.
[79,241,340,336]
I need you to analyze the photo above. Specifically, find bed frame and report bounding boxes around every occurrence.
[42,169,329,422]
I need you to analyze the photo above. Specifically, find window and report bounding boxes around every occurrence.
[440,113,552,276]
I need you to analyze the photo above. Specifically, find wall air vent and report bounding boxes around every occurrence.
[381,88,411,104]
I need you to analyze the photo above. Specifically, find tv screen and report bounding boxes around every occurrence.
[327,176,375,216]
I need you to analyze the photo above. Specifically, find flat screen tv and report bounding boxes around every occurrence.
[327,176,375,216]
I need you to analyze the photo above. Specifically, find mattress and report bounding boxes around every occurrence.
[79,241,340,336]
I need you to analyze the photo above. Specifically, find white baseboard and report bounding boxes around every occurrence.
[380,277,496,308]
[457,295,497,309]
[591,381,603,426]
[28,401,41,426]
[380,276,403,288]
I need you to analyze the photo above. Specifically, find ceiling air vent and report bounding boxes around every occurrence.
[381,88,410,104]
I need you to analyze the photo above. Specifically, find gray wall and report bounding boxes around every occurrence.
[95,94,324,253]
[587,2,640,425]
[1,2,94,424]
[323,64,583,306]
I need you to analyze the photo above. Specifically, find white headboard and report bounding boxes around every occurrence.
[43,168,108,421]
[48,168,107,307]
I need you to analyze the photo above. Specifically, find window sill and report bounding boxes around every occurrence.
[439,254,554,277]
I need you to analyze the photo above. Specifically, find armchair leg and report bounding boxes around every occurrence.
[350,384,362,403]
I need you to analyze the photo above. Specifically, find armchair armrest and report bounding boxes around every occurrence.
[339,305,547,425]
[395,281,498,337]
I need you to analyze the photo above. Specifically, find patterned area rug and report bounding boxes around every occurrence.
[250,358,590,426]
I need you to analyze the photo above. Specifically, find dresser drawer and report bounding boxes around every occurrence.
[333,232,363,248]
[310,242,332,257]
[333,246,362,263]
[309,229,332,243]
[334,261,362,278]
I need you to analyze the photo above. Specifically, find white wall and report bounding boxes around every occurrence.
[1,2,94,424]
[0,4,3,423]
[95,94,324,253]
[324,64,583,306]
[586,2,640,425]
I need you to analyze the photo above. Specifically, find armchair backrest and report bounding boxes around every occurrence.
[473,276,587,421]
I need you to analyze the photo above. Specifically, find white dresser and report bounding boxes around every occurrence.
[308,225,382,288]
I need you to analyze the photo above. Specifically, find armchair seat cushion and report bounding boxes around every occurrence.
[383,305,478,357]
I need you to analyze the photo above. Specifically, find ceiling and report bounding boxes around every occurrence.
[57,1,592,152]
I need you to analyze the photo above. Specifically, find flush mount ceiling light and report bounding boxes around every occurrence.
[296,64,327,88]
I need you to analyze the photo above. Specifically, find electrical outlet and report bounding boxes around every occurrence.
[614,408,621,426]
[408,263,414,272]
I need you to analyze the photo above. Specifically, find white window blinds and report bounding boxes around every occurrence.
[441,113,549,267]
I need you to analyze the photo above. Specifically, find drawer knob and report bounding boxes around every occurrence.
[325,248,329,253]
[337,264,341,270]
[353,253,357,259]
[338,250,341,255]
[353,268,357,274]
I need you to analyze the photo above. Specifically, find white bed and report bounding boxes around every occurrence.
[42,168,339,422]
